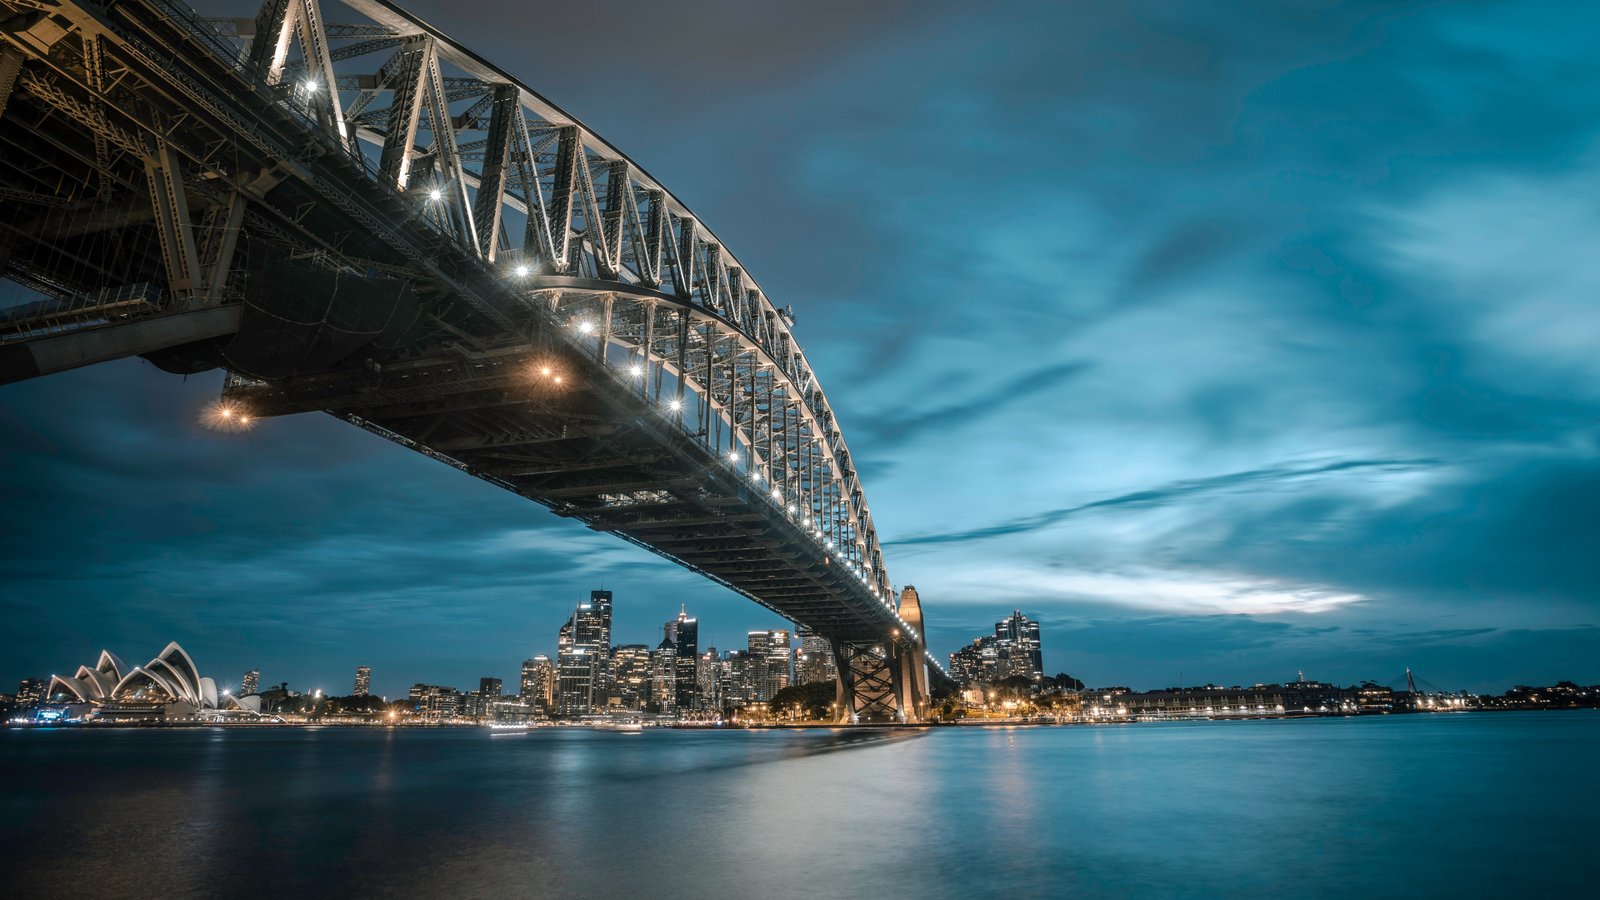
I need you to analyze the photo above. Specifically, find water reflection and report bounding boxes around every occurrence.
[0,716,1593,899]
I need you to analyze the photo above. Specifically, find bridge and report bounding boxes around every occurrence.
[0,0,946,721]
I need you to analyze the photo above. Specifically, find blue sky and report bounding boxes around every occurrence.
[3,1,1597,697]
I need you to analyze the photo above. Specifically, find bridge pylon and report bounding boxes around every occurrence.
[831,585,931,724]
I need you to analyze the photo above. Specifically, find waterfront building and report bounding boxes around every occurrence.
[43,643,221,720]
[747,630,791,701]
[480,677,502,702]
[696,648,721,711]
[662,606,699,709]
[520,655,555,710]
[15,677,45,708]
[353,666,371,697]
[410,684,464,720]
[796,627,836,685]
[589,590,614,698]
[950,611,1044,686]
[241,669,260,696]
[649,643,677,713]
[718,650,757,708]
[1094,681,1357,719]
[994,610,1043,681]
[611,644,651,710]
[557,597,609,716]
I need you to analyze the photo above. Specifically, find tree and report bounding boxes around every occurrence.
[769,681,836,720]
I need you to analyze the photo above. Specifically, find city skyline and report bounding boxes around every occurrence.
[4,0,1598,696]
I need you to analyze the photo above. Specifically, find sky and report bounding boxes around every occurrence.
[3,0,1598,697]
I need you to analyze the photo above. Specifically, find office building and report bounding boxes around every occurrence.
[796,627,836,685]
[353,666,371,697]
[241,669,260,696]
[557,596,609,716]
[950,611,1045,686]
[663,605,699,709]
[479,677,502,702]
[748,630,792,701]
[649,643,677,713]
[612,644,651,710]
[521,655,555,710]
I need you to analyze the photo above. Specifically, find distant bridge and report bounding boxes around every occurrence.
[0,0,946,720]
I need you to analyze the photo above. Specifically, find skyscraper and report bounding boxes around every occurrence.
[696,648,721,712]
[241,669,260,695]
[747,630,792,701]
[663,605,698,709]
[353,666,371,697]
[558,598,608,716]
[479,677,502,702]
[520,655,555,710]
[589,589,614,698]
[994,610,1043,680]
[649,642,677,713]
[611,644,651,710]
[950,611,1045,685]
[796,627,837,685]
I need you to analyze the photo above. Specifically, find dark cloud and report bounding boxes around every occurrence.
[890,458,1440,547]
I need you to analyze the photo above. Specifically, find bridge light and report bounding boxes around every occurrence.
[302,79,319,93]
[540,366,552,377]
[668,397,683,412]
[578,320,595,334]
[727,450,739,463]
[554,376,564,384]
[427,188,443,202]
[628,363,643,378]
[513,264,530,278]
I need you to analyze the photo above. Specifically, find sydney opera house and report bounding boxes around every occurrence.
[46,642,260,721]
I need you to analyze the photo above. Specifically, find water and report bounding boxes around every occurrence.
[1,713,1592,898]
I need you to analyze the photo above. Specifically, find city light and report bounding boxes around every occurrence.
[204,401,255,432]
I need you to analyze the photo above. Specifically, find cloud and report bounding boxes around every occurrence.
[890,457,1440,547]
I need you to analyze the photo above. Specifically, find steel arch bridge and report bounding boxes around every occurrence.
[0,0,946,720]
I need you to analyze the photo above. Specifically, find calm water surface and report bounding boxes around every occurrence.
[1,713,1593,898]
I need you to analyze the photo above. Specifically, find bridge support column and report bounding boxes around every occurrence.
[832,641,926,724]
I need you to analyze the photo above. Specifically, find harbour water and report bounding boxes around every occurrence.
[1,712,1592,898]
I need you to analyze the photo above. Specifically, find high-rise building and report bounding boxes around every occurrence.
[558,598,608,716]
[479,677,502,702]
[353,666,372,697]
[994,610,1043,680]
[747,630,792,701]
[589,590,614,697]
[649,642,677,713]
[696,648,721,712]
[796,627,836,685]
[520,655,555,710]
[14,678,45,708]
[950,611,1044,685]
[663,605,699,709]
[720,651,756,708]
[611,644,651,710]
[241,669,260,695]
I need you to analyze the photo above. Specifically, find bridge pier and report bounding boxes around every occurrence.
[831,585,932,724]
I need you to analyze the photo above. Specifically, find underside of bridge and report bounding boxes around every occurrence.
[0,0,949,720]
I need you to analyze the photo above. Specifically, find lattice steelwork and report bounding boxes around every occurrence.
[0,0,947,717]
